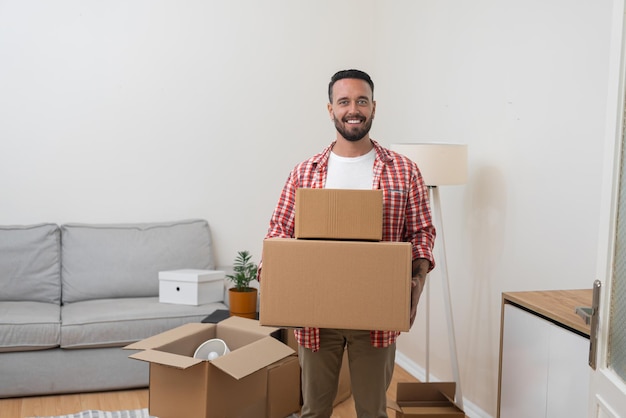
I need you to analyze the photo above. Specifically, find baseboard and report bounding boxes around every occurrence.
[394,351,493,418]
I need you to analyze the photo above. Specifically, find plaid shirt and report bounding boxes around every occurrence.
[261,140,436,351]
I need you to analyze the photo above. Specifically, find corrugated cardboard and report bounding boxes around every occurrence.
[295,188,383,240]
[125,316,300,418]
[158,269,225,305]
[388,382,465,417]
[260,238,412,332]
[266,356,301,418]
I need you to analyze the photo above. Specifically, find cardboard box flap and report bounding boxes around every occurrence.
[392,400,459,408]
[396,382,456,402]
[391,382,464,417]
[218,315,279,337]
[129,348,202,369]
[124,322,214,350]
[210,336,295,380]
[387,399,403,413]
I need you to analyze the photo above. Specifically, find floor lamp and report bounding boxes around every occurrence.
[390,143,468,408]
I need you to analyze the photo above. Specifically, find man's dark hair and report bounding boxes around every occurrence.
[328,69,374,103]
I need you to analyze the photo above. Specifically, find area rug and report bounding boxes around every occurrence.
[28,408,155,418]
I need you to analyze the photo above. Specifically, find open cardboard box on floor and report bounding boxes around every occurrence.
[124,316,300,418]
[388,382,465,418]
[260,238,412,332]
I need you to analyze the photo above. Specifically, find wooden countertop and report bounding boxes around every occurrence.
[502,289,592,337]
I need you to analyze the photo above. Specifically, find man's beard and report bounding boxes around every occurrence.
[333,115,373,142]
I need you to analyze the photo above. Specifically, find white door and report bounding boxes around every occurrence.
[589,1,626,416]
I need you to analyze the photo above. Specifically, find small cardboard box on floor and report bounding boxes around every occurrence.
[124,316,300,418]
[295,188,383,240]
[388,382,465,418]
[260,238,412,332]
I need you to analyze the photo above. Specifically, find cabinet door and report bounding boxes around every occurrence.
[501,304,590,418]
[500,304,551,418]
[546,320,589,417]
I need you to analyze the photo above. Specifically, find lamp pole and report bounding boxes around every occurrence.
[430,185,463,408]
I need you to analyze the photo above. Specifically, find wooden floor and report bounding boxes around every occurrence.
[0,365,417,418]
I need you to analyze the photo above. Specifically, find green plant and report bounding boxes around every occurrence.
[226,250,258,292]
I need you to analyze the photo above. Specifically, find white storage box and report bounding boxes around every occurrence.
[159,269,225,305]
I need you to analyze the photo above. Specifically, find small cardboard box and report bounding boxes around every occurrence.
[260,238,412,332]
[388,382,465,418]
[125,316,300,418]
[295,188,383,241]
[158,269,224,305]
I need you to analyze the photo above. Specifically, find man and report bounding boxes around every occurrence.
[262,69,436,418]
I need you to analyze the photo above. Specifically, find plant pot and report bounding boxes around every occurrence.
[228,287,258,319]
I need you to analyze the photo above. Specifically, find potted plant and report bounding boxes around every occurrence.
[226,250,258,319]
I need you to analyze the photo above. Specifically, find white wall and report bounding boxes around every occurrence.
[0,1,615,417]
[0,0,376,264]
[376,1,614,417]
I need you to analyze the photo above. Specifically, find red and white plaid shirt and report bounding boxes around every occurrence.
[261,140,436,351]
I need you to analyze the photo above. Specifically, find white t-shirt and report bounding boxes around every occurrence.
[325,148,375,190]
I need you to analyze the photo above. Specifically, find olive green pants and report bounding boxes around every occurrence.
[298,329,396,418]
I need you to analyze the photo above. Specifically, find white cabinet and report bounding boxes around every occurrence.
[498,290,592,418]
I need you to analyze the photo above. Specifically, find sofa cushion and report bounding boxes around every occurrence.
[60,297,227,348]
[0,301,61,352]
[61,219,215,303]
[0,224,61,304]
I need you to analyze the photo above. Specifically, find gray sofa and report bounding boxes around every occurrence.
[0,219,228,398]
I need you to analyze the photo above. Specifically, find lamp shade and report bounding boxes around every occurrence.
[390,143,468,186]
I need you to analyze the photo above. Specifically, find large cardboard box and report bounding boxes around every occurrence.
[158,269,225,305]
[260,238,412,332]
[295,188,383,240]
[388,382,465,418]
[125,316,300,418]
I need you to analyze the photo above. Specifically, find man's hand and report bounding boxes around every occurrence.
[410,258,430,327]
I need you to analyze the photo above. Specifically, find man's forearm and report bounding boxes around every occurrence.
[412,258,431,279]
[409,258,430,327]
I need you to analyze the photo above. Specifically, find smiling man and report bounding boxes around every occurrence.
[262,69,436,418]
[329,75,376,143]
